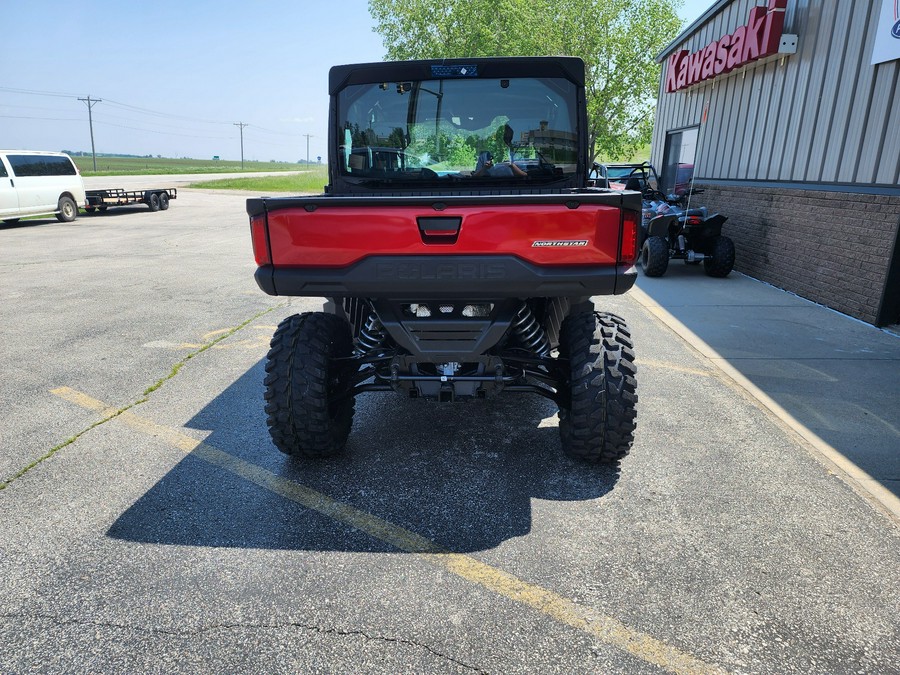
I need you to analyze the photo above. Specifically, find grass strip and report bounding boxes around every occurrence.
[73,156,308,176]
[0,304,283,491]
[188,170,327,193]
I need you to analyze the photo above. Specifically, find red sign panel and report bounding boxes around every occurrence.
[665,0,788,93]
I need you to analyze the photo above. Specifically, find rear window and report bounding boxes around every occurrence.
[7,154,77,177]
[336,76,578,188]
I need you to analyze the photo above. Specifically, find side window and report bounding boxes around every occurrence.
[7,154,77,177]
[0,160,7,178]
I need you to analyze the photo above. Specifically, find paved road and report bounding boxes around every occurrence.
[1,190,898,673]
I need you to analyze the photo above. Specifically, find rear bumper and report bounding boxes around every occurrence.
[255,255,637,298]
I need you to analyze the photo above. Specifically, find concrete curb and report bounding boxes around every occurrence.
[630,285,900,528]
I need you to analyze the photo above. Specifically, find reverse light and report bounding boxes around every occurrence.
[250,214,271,266]
[619,209,639,264]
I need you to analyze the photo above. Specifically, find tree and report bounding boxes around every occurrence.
[368,0,683,162]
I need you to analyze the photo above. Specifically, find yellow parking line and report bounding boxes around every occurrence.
[52,385,726,675]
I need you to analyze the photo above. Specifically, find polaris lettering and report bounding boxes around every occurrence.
[375,262,507,280]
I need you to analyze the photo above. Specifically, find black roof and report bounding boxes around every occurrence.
[329,57,585,94]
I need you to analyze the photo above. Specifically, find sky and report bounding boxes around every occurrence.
[1,0,714,164]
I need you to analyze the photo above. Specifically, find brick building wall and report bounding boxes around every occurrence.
[694,185,900,325]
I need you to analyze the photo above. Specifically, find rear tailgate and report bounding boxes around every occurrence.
[249,192,640,298]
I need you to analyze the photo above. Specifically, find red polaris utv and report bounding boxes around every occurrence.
[248,57,639,462]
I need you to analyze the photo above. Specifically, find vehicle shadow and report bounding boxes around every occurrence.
[81,207,156,217]
[0,217,56,229]
[635,267,900,500]
[1,210,147,229]
[107,359,620,552]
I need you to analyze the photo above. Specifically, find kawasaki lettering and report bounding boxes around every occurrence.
[665,0,787,93]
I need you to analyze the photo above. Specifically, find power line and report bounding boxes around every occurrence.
[102,98,232,126]
[3,85,315,159]
[92,119,234,140]
[78,96,102,171]
[0,85,79,98]
[0,114,80,122]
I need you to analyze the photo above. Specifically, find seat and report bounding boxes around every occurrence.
[624,176,644,192]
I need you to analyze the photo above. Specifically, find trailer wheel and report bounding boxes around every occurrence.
[158,192,170,210]
[146,193,161,212]
[56,196,77,222]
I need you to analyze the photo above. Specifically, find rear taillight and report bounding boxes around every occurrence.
[619,209,639,264]
[250,214,271,266]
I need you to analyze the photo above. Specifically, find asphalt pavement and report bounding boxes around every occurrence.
[0,187,898,673]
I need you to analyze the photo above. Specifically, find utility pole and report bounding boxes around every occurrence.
[303,134,313,165]
[234,122,248,170]
[78,96,102,171]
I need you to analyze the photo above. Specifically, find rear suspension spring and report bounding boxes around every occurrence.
[355,313,386,355]
[511,303,550,356]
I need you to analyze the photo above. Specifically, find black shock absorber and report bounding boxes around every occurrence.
[511,303,550,356]
[354,313,386,355]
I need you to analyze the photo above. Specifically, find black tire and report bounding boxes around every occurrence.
[98,206,108,212]
[147,193,161,212]
[158,192,170,210]
[264,312,356,458]
[641,235,669,277]
[704,235,735,278]
[56,196,77,222]
[557,311,638,463]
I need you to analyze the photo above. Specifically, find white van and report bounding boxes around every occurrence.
[0,151,86,223]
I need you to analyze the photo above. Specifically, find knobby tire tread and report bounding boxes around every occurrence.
[641,236,669,277]
[704,236,735,278]
[264,312,355,458]
[558,311,637,463]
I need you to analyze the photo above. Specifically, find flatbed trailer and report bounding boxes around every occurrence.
[84,187,176,213]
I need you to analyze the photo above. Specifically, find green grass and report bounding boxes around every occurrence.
[188,167,329,193]
[72,155,312,177]
[595,143,652,165]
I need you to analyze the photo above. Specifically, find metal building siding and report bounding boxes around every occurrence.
[651,0,900,188]
[791,2,840,182]
[871,64,900,185]
[825,2,879,183]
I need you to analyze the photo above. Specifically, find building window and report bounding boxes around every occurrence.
[661,127,698,196]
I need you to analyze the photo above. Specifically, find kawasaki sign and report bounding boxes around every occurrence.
[665,0,788,93]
